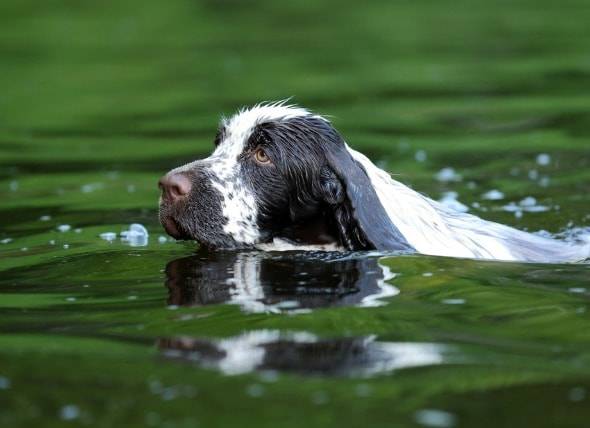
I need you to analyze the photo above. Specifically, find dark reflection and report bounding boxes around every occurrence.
[164,250,398,313]
[157,331,446,377]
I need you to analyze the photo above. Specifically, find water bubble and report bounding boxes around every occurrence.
[57,224,71,232]
[246,383,265,398]
[435,167,462,182]
[442,299,465,305]
[415,409,456,427]
[568,288,586,294]
[481,189,504,200]
[0,238,12,244]
[60,404,80,421]
[0,376,11,390]
[120,223,149,247]
[81,183,103,193]
[415,150,427,162]
[161,387,178,401]
[536,153,551,166]
[519,196,537,207]
[568,387,586,402]
[39,215,51,221]
[158,236,168,243]
[539,176,551,187]
[99,232,117,242]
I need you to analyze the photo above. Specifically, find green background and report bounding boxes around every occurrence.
[1,0,589,427]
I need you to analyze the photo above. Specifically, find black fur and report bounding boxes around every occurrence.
[160,114,415,252]
[159,167,237,248]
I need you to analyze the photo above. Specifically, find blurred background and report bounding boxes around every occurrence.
[1,1,590,427]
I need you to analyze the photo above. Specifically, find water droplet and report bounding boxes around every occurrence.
[442,299,465,305]
[536,153,551,166]
[481,189,504,200]
[60,404,80,421]
[415,409,456,427]
[415,150,427,162]
[246,384,265,398]
[569,387,586,402]
[435,167,462,182]
[99,232,117,241]
[0,376,11,390]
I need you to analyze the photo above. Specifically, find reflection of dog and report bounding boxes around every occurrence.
[158,101,589,262]
[157,330,447,377]
[164,251,397,313]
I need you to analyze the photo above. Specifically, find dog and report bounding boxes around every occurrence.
[158,101,589,263]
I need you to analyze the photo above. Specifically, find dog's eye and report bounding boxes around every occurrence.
[254,148,271,164]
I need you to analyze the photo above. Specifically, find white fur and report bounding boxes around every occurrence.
[169,102,317,245]
[212,102,324,244]
[220,100,322,137]
[347,145,589,262]
[255,237,343,252]
[176,102,589,262]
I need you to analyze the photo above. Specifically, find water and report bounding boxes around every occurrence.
[1,0,590,426]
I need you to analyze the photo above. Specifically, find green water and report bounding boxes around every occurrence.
[1,0,590,426]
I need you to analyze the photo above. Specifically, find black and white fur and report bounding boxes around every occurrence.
[159,102,589,263]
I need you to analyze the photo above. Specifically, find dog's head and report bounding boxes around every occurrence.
[158,102,411,251]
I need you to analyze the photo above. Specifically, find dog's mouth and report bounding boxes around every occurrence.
[160,216,192,240]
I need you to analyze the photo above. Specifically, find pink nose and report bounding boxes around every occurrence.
[158,173,192,202]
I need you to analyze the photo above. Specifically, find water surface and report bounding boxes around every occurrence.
[1,0,590,427]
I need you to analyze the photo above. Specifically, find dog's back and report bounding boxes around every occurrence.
[349,146,590,263]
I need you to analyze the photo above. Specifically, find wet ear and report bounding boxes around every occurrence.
[321,146,413,252]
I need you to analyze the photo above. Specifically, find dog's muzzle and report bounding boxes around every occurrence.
[158,172,193,239]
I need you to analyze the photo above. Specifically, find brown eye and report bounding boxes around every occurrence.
[254,148,271,164]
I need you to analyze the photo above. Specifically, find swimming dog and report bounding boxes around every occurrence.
[159,102,589,263]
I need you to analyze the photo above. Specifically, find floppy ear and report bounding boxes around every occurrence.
[320,146,413,252]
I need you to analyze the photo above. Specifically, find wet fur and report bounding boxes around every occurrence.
[159,102,590,263]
